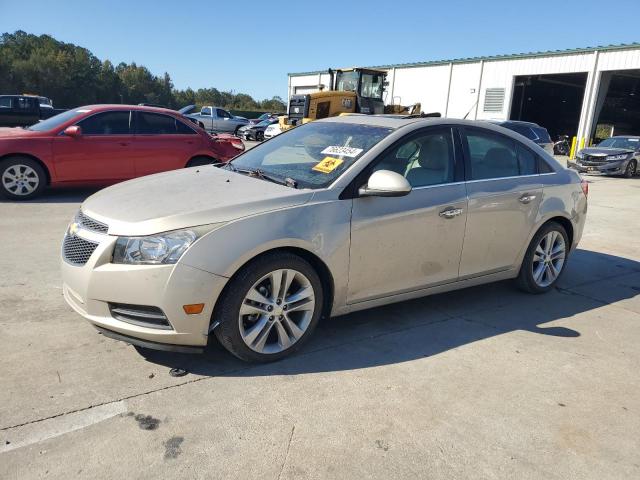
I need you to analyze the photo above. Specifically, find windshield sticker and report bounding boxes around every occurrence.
[313,157,344,174]
[320,146,363,158]
[629,138,639,142]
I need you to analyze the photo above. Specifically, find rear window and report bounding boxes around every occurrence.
[533,127,551,143]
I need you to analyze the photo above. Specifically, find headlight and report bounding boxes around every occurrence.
[606,154,629,161]
[112,226,218,265]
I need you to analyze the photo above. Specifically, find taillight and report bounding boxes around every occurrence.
[231,140,245,151]
[581,178,589,197]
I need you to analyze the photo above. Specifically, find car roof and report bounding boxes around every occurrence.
[491,119,542,128]
[610,135,640,139]
[316,114,536,132]
[75,104,180,115]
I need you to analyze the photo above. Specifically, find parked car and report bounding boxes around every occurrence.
[61,116,587,362]
[0,94,63,127]
[568,136,639,177]
[248,113,280,125]
[237,118,279,141]
[0,104,244,200]
[264,122,282,139]
[490,120,554,155]
[183,106,248,134]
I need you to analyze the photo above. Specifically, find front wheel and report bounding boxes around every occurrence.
[213,252,323,362]
[624,160,637,178]
[0,156,46,200]
[516,222,569,293]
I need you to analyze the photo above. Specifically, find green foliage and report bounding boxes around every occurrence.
[0,31,286,112]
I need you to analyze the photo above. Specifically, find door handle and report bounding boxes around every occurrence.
[439,208,464,219]
[519,194,537,204]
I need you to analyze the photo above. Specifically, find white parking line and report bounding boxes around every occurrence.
[1,401,127,454]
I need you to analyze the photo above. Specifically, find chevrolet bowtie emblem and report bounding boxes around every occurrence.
[68,222,80,236]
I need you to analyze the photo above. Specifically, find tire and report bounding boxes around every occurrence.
[623,160,637,178]
[256,131,264,142]
[516,222,569,294]
[187,156,217,168]
[0,156,47,200]
[234,126,242,137]
[213,252,324,363]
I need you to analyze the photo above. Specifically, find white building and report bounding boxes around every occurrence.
[288,43,640,149]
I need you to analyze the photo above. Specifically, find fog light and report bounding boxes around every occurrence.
[183,303,205,314]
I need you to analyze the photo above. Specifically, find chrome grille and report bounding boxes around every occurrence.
[76,211,108,233]
[62,234,99,266]
[582,155,608,165]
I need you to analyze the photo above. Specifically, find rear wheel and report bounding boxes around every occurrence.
[516,222,569,293]
[256,131,264,141]
[624,160,637,178]
[213,252,323,362]
[234,126,242,137]
[0,156,46,200]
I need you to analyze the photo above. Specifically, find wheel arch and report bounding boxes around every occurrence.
[211,246,335,325]
[0,153,51,185]
[185,155,219,168]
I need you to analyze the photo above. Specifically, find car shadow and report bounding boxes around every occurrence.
[0,187,101,204]
[135,248,640,377]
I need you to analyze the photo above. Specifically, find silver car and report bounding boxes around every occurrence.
[569,135,640,177]
[61,116,588,362]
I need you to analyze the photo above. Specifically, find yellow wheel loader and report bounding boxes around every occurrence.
[279,68,421,131]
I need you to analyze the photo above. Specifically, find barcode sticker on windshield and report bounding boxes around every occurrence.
[321,146,363,157]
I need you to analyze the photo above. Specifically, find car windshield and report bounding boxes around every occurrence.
[229,121,393,189]
[27,109,82,131]
[597,137,640,149]
[256,119,273,127]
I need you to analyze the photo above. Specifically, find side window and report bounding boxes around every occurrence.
[217,109,232,119]
[516,145,537,175]
[465,129,519,180]
[176,119,196,134]
[77,111,131,135]
[372,128,455,187]
[510,125,537,141]
[0,97,11,108]
[538,158,554,173]
[201,107,212,116]
[136,112,177,134]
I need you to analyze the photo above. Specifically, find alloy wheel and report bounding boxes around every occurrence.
[2,164,40,196]
[238,269,315,354]
[532,230,566,288]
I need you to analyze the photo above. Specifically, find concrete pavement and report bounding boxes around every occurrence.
[1,174,639,479]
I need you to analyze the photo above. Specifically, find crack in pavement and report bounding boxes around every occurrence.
[277,425,295,480]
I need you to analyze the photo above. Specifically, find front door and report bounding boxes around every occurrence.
[458,127,543,278]
[52,110,134,182]
[348,127,468,303]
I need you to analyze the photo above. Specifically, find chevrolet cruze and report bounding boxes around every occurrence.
[61,116,588,362]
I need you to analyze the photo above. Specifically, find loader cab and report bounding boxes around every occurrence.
[332,68,386,114]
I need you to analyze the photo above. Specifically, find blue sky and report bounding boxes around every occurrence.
[1,0,639,100]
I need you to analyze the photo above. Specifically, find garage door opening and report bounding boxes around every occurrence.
[510,72,587,141]
[590,69,640,142]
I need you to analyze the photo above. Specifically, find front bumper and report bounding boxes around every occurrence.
[61,229,228,350]
[567,159,627,175]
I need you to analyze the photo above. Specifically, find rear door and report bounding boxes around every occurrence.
[52,110,135,182]
[132,111,200,176]
[458,126,543,278]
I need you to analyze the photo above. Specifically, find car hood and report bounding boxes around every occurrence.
[580,147,634,156]
[178,105,196,114]
[81,166,314,236]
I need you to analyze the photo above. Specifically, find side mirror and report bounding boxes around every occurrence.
[358,170,412,198]
[64,125,82,137]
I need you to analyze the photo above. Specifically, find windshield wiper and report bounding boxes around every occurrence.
[224,164,297,188]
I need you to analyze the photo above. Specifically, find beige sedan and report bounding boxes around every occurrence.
[61,116,588,362]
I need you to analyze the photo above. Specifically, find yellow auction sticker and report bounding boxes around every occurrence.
[312,156,344,173]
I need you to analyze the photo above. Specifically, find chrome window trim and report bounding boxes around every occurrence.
[465,172,555,184]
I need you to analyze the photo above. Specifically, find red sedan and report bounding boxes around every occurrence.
[0,104,245,200]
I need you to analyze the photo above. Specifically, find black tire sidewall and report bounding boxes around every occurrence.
[517,222,569,294]
[624,160,637,178]
[187,156,217,168]
[213,252,324,362]
[0,157,46,200]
